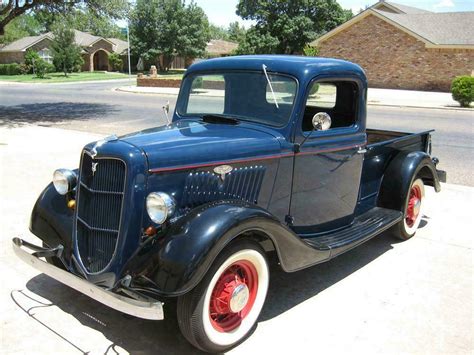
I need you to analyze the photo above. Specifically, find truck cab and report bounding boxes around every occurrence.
[13,55,445,353]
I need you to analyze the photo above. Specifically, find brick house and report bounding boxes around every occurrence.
[0,30,129,72]
[311,1,474,91]
[163,39,238,70]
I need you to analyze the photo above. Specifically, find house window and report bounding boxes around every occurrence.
[37,48,53,64]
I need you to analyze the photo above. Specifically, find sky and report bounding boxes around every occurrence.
[192,0,474,28]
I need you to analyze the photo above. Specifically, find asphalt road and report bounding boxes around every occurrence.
[0,81,472,185]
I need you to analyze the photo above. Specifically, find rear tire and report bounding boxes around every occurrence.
[177,240,269,353]
[392,178,425,240]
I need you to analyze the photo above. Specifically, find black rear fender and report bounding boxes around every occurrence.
[378,151,441,212]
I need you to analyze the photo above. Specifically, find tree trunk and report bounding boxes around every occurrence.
[162,54,174,72]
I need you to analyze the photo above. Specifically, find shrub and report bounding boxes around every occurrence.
[451,76,474,107]
[0,63,21,75]
[109,53,123,71]
[34,59,54,78]
[309,83,320,96]
[303,45,319,57]
[19,63,31,75]
[25,50,40,67]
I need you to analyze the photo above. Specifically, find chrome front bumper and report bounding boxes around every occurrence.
[12,238,164,320]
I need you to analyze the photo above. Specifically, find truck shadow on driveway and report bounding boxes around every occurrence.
[18,232,404,354]
[0,102,119,127]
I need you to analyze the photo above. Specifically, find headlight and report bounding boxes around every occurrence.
[52,169,77,195]
[146,192,176,224]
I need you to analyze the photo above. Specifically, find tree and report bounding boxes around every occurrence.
[227,21,246,43]
[0,0,129,35]
[0,13,41,45]
[236,0,353,54]
[130,0,210,71]
[51,19,83,76]
[234,27,278,55]
[178,2,210,60]
[68,9,126,39]
[108,52,123,71]
[209,24,229,40]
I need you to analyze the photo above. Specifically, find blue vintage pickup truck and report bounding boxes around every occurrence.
[13,55,445,352]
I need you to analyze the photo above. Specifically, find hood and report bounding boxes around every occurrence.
[120,119,282,171]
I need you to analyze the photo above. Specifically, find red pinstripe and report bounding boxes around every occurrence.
[148,143,362,174]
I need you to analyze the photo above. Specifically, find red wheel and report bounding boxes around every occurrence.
[393,178,425,240]
[209,260,259,332]
[177,240,269,352]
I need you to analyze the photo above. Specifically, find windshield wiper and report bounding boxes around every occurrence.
[263,64,279,109]
[202,114,239,125]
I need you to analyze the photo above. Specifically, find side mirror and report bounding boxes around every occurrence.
[312,112,332,131]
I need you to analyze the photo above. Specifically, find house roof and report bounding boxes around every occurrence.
[311,1,474,48]
[0,29,127,53]
[108,38,129,55]
[374,1,431,14]
[0,34,52,52]
[206,39,238,55]
[374,9,474,45]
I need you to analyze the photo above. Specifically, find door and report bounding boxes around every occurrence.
[290,80,366,235]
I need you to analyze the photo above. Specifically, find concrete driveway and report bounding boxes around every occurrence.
[0,126,472,354]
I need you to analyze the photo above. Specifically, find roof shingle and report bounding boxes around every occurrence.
[0,30,128,53]
[374,9,474,45]
[206,40,238,55]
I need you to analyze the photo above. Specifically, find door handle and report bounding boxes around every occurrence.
[357,146,367,154]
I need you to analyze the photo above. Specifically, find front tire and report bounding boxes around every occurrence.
[177,240,269,353]
[392,178,425,240]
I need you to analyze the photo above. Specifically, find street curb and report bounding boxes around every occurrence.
[367,102,474,112]
[114,87,180,96]
[115,86,474,112]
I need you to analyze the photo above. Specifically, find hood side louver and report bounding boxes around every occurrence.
[181,166,266,208]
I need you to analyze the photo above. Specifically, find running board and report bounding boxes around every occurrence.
[303,207,403,257]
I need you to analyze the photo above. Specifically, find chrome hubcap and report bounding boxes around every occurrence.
[229,284,250,313]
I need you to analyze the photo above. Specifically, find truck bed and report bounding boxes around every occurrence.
[357,128,433,213]
[366,128,432,151]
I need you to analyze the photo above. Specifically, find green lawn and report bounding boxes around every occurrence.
[155,70,186,80]
[0,71,133,83]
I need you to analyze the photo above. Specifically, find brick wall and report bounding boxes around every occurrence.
[318,14,474,91]
[0,51,24,64]
[86,39,113,55]
[137,77,182,88]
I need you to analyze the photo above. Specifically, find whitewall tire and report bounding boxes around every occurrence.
[177,240,269,353]
[393,178,425,240]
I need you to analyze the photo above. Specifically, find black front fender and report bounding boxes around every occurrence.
[122,201,330,296]
[378,151,441,212]
[29,182,74,262]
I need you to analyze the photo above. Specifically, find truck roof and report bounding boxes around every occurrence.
[187,55,367,86]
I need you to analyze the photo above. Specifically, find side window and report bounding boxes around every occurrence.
[302,80,358,132]
[186,75,225,114]
[306,83,337,108]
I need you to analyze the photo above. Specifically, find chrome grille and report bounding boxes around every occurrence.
[182,166,265,208]
[76,152,126,273]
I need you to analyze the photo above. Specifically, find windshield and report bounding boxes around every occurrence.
[177,71,297,127]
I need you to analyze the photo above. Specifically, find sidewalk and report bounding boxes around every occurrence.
[116,85,473,111]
